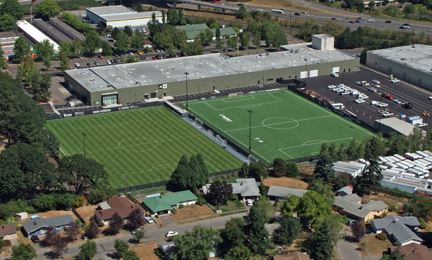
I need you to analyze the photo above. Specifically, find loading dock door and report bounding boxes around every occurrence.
[332,67,340,73]
[309,70,318,77]
[300,71,307,79]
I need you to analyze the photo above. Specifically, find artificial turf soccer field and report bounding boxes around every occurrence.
[45,106,242,189]
[182,90,375,164]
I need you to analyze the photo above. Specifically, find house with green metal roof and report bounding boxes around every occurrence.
[175,24,237,41]
[142,190,198,214]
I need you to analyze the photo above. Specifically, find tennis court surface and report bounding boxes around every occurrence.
[183,90,374,164]
[45,106,242,189]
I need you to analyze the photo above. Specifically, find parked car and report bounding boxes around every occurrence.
[152,56,157,60]
[246,199,253,206]
[165,231,178,237]
[94,61,99,66]
[355,99,365,104]
[98,54,104,59]
[86,62,91,67]
[428,96,432,100]
[74,63,80,68]
[145,217,154,224]
[368,87,377,93]
[31,235,40,243]
[382,112,393,117]
[391,78,400,83]
[106,60,112,65]
[393,99,401,104]
[402,102,413,109]
[330,72,339,77]
[137,51,143,55]
[385,20,392,23]
[66,95,76,100]
[371,79,380,84]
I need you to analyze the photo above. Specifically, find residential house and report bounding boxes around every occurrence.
[371,215,423,246]
[273,252,310,260]
[267,186,309,201]
[142,190,197,215]
[94,196,144,225]
[202,178,261,201]
[333,194,388,222]
[21,215,74,237]
[158,241,175,259]
[388,243,432,260]
[336,185,353,196]
[0,223,17,240]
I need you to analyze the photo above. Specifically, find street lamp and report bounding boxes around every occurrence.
[304,58,308,87]
[82,132,87,157]
[247,110,253,155]
[184,72,189,111]
[30,7,33,23]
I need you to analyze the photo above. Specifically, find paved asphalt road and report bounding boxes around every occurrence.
[336,230,363,260]
[0,213,280,260]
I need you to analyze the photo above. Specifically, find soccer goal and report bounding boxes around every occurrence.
[228,92,243,98]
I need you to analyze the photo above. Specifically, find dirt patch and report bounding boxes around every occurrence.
[362,235,392,256]
[75,205,98,223]
[130,241,160,260]
[362,192,408,212]
[28,210,78,220]
[171,205,214,221]
[263,177,308,189]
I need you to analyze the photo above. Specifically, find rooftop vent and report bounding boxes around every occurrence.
[99,86,104,89]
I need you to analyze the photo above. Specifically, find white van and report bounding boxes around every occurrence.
[331,103,345,109]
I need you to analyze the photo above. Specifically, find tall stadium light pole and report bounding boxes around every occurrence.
[304,58,308,87]
[82,132,87,157]
[248,110,253,155]
[185,72,189,111]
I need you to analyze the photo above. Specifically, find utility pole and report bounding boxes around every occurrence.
[289,11,292,35]
[248,110,253,155]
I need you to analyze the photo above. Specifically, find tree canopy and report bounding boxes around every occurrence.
[82,31,102,56]
[220,218,246,256]
[11,244,37,260]
[77,240,97,260]
[273,216,301,246]
[297,190,332,226]
[311,222,333,260]
[208,180,233,206]
[0,0,24,20]
[38,0,60,19]
[13,37,32,63]
[0,14,17,32]
[246,205,271,255]
[313,154,335,183]
[170,154,209,191]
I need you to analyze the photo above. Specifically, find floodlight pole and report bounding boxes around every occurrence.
[304,58,308,87]
[185,72,189,111]
[30,7,33,23]
[248,110,253,155]
[82,132,87,157]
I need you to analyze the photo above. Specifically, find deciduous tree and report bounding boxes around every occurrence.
[220,218,245,256]
[235,4,249,20]
[286,162,299,177]
[38,0,60,19]
[101,41,113,56]
[114,239,129,258]
[225,245,251,260]
[0,14,17,32]
[106,212,123,235]
[333,172,353,191]
[59,51,70,71]
[114,32,130,54]
[248,162,268,181]
[133,228,146,243]
[13,37,32,63]
[281,195,300,217]
[127,208,145,230]
[112,27,121,40]
[273,216,301,245]
[130,33,145,51]
[77,240,97,260]
[0,0,24,20]
[65,221,81,241]
[0,45,6,70]
[83,31,102,56]
[41,129,59,157]
[122,250,140,260]
[11,244,36,260]
[84,219,100,239]
[255,196,275,222]
[227,36,238,50]
[351,220,365,242]
[51,234,69,258]
[297,190,332,226]
[209,180,233,206]
[123,26,133,37]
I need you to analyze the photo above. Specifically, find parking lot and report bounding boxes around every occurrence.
[304,66,432,129]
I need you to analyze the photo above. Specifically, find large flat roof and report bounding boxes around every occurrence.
[86,5,162,22]
[375,117,425,136]
[87,5,135,16]
[65,43,356,93]
[368,44,432,75]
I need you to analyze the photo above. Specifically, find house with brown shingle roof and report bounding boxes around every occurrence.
[389,244,432,260]
[94,196,144,225]
[0,223,17,240]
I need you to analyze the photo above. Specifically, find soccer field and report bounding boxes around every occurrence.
[45,106,242,189]
[182,90,374,164]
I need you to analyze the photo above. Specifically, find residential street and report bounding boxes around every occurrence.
[0,212,282,260]
[336,230,363,260]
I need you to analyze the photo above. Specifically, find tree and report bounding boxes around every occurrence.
[0,14,17,31]
[84,219,100,239]
[123,26,133,37]
[38,0,60,19]
[42,226,57,246]
[106,212,123,235]
[347,138,364,159]
[351,220,365,242]
[122,250,140,260]
[273,216,301,245]
[408,127,424,152]
[273,158,287,177]
[405,195,432,221]
[112,27,121,40]
[87,186,117,204]
[51,234,69,259]
[333,172,353,191]
[381,248,405,260]
[209,180,233,206]
[114,239,129,258]
[133,228,146,243]
[170,225,222,260]
[403,4,415,15]
[82,30,102,56]
[240,32,250,48]
[225,245,251,260]
[308,180,334,200]
[286,162,299,177]
[0,0,24,20]
[246,206,271,255]
[220,218,245,255]
[170,155,191,191]
[281,195,300,217]
[58,154,109,194]
[252,32,261,47]
[59,50,69,71]
[196,154,209,187]
[297,190,332,226]
[41,129,59,157]
[311,222,333,260]
[115,32,130,54]
[227,36,238,50]
[369,0,376,10]
[235,4,249,20]
[248,162,268,181]
[101,41,113,56]
[0,45,6,69]
[127,208,145,230]
[65,221,81,241]
[17,55,36,83]
[130,33,145,51]
[34,39,54,69]
[387,132,408,155]
[77,240,97,260]
[13,37,31,62]
[313,154,335,183]
[255,196,275,222]
[215,27,223,50]
[11,244,36,260]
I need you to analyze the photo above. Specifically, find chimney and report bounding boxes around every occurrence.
[131,205,134,209]
[240,182,243,186]
[2,225,4,229]
[34,221,37,225]
[393,219,399,223]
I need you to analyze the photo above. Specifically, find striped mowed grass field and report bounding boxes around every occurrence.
[45,106,242,189]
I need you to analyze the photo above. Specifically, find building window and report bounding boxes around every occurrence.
[101,93,118,105]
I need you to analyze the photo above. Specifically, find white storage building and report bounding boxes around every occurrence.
[86,5,162,28]
[16,20,59,52]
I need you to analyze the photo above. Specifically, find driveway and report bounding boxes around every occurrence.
[336,230,363,260]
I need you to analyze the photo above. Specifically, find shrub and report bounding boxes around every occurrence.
[231,194,238,201]
[418,218,427,229]
[376,233,388,241]
[171,208,177,214]
[390,205,396,212]
[179,204,184,209]
[98,221,104,227]
[81,224,89,232]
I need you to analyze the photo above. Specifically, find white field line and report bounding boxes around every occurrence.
[204,160,220,172]
[225,115,333,132]
[188,106,271,165]
[278,149,294,159]
[59,146,69,157]
[288,91,375,137]
[279,137,353,151]
[221,95,256,103]
[203,93,282,111]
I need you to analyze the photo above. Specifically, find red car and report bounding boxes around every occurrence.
[98,54,104,59]
[152,56,157,60]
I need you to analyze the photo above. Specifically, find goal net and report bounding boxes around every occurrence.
[228,92,243,98]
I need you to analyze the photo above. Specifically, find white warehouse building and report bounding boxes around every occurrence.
[366,44,432,91]
[86,5,162,28]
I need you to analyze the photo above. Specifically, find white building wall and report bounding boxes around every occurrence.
[107,17,161,28]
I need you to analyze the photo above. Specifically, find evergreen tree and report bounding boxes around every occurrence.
[286,162,299,177]
[273,158,287,177]
[170,155,190,191]
[188,154,201,189]
[246,206,271,255]
[196,154,209,187]
[408,126,424,152]
[220,218,246,256]
[313,154,335,183]
[311,222,333,260]
[216,27,223,50]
